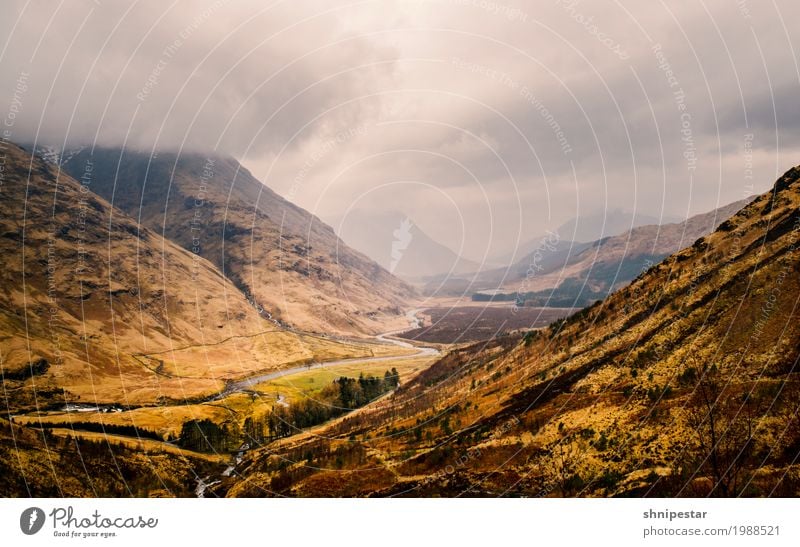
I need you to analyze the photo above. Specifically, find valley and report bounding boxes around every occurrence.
[9,311,440,475]
[3,8,800,542]
[2,139,799,499]
[220,166,800,498]
[0,141,438,496]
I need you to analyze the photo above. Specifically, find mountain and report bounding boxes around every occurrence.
[0,141,271,406]
[334,209,481,282]
[557,208,681,244]
[502,197,755,306]
[0,141,421,495]
[435,198,753,303]
[0,142,403,410]
[226,166,800,497]
[54,146,414,335]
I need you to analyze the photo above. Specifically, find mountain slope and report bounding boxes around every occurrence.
[228,167,800,497]
[0,142,383,407]
[556,208,681,244]
[490,209,680,265]
[56,147,414,335]
[0,416,217,496]
[335,209,480,281]
[0,142,274,405]
[505,197,756,305]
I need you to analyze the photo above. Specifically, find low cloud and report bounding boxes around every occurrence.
[2,0,799,261]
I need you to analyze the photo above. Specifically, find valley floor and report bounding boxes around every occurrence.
[3,311,445,497]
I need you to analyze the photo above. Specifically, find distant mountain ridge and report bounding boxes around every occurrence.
[503,196,756,306]
[424,197,754,302]
[490,209,682,265]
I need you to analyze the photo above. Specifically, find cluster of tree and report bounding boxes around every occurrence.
[242,414,269,446]
[267,398,333,439]
[173,370,403,451]
[337,369,399,408]
[177,419,236,453]
[266,370,399,442]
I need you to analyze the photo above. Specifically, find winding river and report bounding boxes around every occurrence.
[208,308,437,401]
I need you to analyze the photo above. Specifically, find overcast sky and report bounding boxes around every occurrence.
[2,0,799,262]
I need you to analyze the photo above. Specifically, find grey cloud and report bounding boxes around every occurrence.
[2,0,799,261]
[0,0,395,154]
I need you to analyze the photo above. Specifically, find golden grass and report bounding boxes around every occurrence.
[136,330,409,382]
[22,329,420,406]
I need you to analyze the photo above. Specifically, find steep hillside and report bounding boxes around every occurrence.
[227,167,800,497]
[56,147,414,335]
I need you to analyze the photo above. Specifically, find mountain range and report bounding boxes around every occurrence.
[0,142,267,406]
[0,142,414,410]
[490,209,682,266]
[429,197,754,304]
[0,140,423,495]
[3,138,798,498]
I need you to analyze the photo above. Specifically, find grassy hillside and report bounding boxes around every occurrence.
[229,167,800,497]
